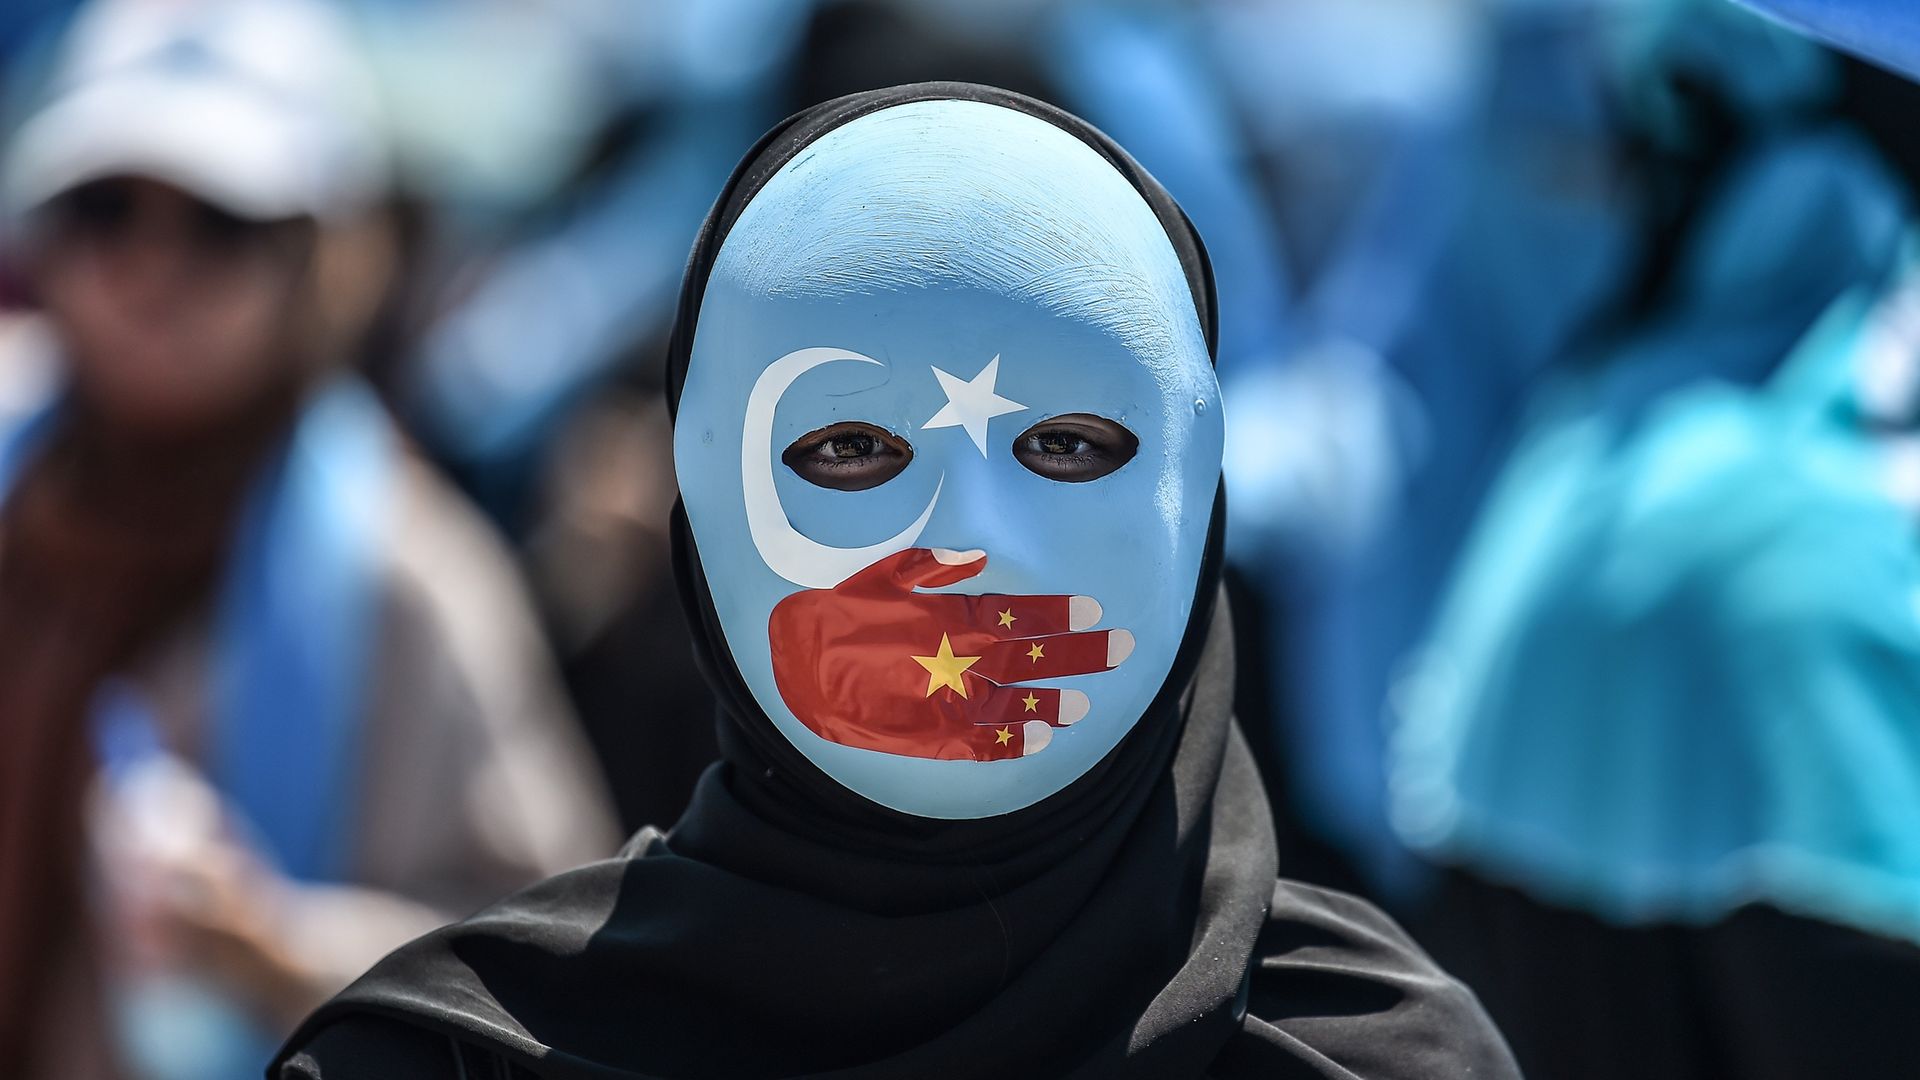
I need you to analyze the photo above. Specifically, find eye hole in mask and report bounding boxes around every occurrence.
[1012,414,1138,482]
[783,421,914,491]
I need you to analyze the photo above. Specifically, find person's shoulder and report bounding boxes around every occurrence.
[374,452,538,634]
[362,450,585,734]
[1211,879,1522,1080]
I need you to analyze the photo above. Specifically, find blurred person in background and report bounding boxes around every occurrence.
[1213,0,1920,911]
[1387,0,1920,1075]
[1203,0,1508,902]
[0,1,617,1078]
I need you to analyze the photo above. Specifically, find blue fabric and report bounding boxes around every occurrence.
[209,378,393,881]
[0,378,393,882]
[1224,7,1637,899]
[1610,0,1835,138]
[0,398,50,494]
[1736,0,1920,84]
[1222,0,1894,901]
[1392,254,1920,942]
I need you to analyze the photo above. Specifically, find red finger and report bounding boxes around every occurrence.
[839,547,988,596]
[962,681,1091,728]
[946,593,1103,639]
[972,629,1135,683]
[800,708,1052,762]
[964,718,1055,761]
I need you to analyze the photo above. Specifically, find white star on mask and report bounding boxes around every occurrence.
[922,355,1028,457]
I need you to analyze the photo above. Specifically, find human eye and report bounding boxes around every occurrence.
[782,421,914,491]
[1012,414,1138,482]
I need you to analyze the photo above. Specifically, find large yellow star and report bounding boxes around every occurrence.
[1021,693,1040,713]
[912,633,981,698]
[995,726,1014,745]
[997,609,1017,628]
[1027,643,1045,663]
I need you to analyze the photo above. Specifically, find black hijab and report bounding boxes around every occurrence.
[272,83,1518,1080]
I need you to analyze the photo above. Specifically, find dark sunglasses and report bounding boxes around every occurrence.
[46,180,306,260]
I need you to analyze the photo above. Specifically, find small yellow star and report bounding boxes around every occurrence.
[1021,693,1040,713]
[1027,643,1045,663]
[997,609,1017,628]
[995,726,1014,745]
[912,633,981,698]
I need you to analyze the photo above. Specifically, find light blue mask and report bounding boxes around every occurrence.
[673,99,1223,819]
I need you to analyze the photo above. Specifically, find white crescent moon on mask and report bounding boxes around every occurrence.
[742,346,942,589]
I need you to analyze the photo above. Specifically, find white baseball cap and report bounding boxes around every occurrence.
[3,0,389,223]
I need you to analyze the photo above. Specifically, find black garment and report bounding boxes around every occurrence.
[564,546,718,834]
[274,599,1513,1080]
[272,83,1517,1079]
[278,885,1504,1080]
[1424,869,1920,1080]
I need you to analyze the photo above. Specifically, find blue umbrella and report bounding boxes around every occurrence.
[1736,0,1920,82]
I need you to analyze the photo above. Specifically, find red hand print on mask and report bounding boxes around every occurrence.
[768,547,1135,761]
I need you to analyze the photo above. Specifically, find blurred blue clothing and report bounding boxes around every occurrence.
[208,378,393,881]
[1218,0,1897,902]
[0,378,394,883]
[1393,234,1920,942]
[1609,0,1838,139]
[1223,4,1639,899]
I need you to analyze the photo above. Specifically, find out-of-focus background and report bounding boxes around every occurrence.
[2,1,1919,1078]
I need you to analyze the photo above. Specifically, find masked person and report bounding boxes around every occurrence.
[0,2,616,1078]
[270,84,1518,1080]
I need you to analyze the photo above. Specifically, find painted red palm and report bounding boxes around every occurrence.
[768,547,1134,761]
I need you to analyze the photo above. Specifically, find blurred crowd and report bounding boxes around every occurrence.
[1,0,1918,1078]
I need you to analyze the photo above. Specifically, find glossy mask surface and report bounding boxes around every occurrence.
[675,99,1222,818]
